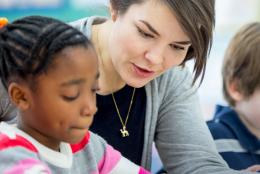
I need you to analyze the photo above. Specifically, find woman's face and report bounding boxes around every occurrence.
[108,0,191,87]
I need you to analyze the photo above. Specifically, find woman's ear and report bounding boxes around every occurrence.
[8,82,31,111]
[109,3,118,21]
[227,79,243,102]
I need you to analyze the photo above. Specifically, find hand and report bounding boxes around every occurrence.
[244,165,260,172]
[0,17,8,28]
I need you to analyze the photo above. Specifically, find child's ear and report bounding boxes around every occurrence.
[109,3,118,22]
[227,79,243,102]
[8,82,31,111]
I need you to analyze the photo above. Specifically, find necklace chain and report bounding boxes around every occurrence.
[111,88,136,137]
[93,25,136,137]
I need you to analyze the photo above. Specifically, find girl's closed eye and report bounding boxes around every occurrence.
[62,92,80,102]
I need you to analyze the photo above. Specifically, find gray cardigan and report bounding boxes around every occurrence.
[0,82,17,123]
[70,16,255,174]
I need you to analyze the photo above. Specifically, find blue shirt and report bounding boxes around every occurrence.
[207,105,260,170]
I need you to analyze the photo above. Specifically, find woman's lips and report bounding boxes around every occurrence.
[133,64,155,78]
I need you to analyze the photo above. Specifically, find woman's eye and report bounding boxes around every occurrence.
[137,27,154,38]
[91,87,99,93]
[170,44,185,51]
[62,93,79,102]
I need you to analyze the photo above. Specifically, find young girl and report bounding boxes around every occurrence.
[0,16,150,174]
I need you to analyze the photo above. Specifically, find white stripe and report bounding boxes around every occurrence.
[0,122,72,168]
[109,157,140,174]
[215,139,260,154]
[16,129,73,168]
[25,164,50,174]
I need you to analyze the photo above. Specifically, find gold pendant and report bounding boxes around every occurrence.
[120,126,129,137]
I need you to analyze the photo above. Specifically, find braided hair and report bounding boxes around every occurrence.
[0,16,91,90]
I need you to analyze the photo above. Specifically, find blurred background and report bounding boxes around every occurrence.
[198,0,260,120]
[0,0,108,22]
[1,0,260,173]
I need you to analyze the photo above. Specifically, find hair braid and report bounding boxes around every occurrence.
[0,16,91,90]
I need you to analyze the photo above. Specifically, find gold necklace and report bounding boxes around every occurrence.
[93,25,136,137]
[111,88,136,137]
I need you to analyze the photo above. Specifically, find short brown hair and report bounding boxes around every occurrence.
[222,22,260,106]
[110,0,215,84]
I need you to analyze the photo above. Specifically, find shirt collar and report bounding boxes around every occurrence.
[214,105,260,152]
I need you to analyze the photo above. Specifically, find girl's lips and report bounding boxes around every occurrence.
[71,126,89,130]
[133,64,155,78]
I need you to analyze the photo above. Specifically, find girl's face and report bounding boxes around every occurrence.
[21,46,99,149]
[108,0,191,87]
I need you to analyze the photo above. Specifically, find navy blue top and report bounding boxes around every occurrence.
[207,105,260,170]
[90,85,146,165]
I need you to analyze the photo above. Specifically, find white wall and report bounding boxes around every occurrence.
[198,0,260,120]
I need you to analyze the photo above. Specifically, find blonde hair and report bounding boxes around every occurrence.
[222,22,260,106]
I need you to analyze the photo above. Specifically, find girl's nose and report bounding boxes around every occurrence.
[81,99,97,117]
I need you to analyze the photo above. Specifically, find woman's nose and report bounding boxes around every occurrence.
[144,46,165,65]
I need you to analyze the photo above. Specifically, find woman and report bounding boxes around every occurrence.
[0,1,254,173]
[70,0,255,173]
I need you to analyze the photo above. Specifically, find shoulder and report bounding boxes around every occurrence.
[150,66,192,88]
[87,133,150,174]
[146,66,195,100]
[70,131,106,153]
[69,16,108,39]
[70,131,111,158]
[0,124,38,153]
[0,127,50,173]
[80,132,129,173]
[88,131,122,160]
[207,118,235,140]
[207,105,239,140]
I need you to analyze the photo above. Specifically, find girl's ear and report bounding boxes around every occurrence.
[8,82,31,111]
[227,79,243,102]
[109,3,118,22]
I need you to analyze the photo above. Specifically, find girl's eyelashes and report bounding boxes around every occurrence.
[61,83,99,101]
[136,26,154,38]
[62,92,80,102]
